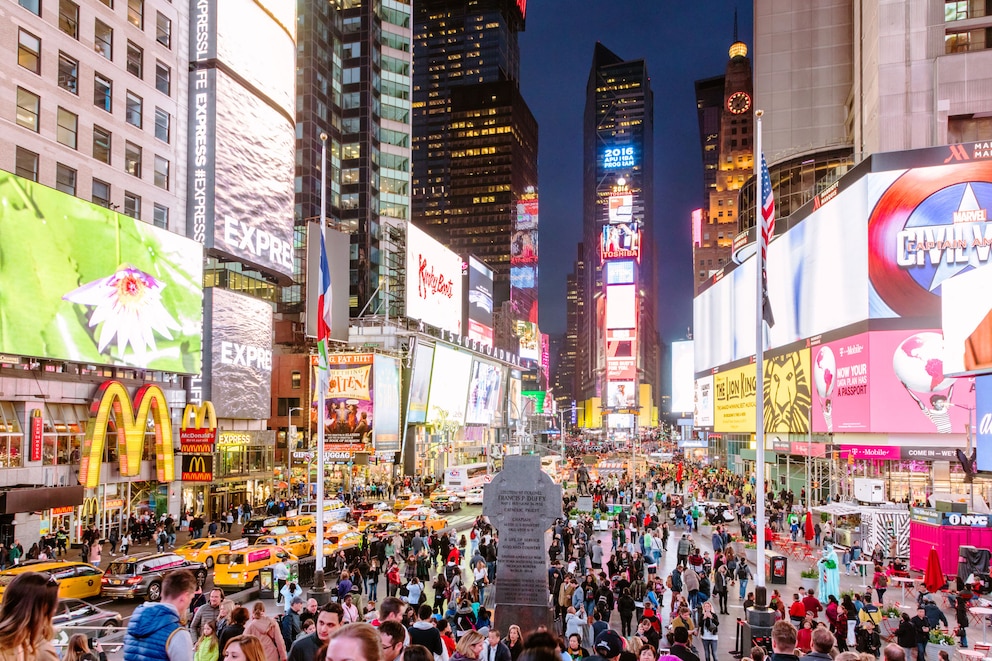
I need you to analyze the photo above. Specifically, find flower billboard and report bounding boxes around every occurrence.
[0,171,203,373]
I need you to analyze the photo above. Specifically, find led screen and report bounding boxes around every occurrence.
[606,381,636,409]
[426,344,472,425]
[608,193,633,223]
[0,171,203,373]
[516,321,540,361]
[810,333,871,433]
[694,375,714,427]
[976,374,992,471]
[406,341,434,424]
[373,355,401,452]
[605,260,635,285]
[606,329,636,380]
[405,224,463,335]
[316,354,374,444]
[602,146,636,170]
[606,285,637,330]
[465,360,504,425]
[203,288,272,418]
[467,257,494,345]
[507,372,523,421]
[671,341,694,413]
[600,223,640,261]
[510,266,536,289]
[762,346,811,434]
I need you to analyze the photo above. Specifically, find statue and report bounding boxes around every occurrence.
[818,542,841,602]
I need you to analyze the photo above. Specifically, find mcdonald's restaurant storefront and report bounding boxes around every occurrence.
[181,430,276,521]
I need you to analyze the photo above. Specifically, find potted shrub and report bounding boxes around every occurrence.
[879,606,901,638]
[926,629,956,661]
[800,567,819,592]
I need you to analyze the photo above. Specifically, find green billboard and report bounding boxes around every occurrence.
[0,171,203,373]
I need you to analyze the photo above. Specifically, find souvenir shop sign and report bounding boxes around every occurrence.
[911,507,992,528]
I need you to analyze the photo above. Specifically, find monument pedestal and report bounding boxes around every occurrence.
[494,603,553,635]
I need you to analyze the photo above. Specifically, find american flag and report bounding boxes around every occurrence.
[760,153,775,327]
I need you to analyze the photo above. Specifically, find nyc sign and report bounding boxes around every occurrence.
[79,381,175,489]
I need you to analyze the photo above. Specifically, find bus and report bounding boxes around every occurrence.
[443,462,491,495]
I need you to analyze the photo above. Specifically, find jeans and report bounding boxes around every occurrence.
[916,643,926,661]
[739,579,748,599]
[718,590,728,613]
[367,577,378,600]
[702,639,718,661]
[876,588,886,603]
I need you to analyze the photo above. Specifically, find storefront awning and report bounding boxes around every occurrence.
[0,485,84,514]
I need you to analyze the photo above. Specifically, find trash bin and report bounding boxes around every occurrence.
[259,567,275,599]
[768,555,787,584]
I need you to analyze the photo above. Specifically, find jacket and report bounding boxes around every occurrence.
[289,633,322,661]
[281,611,302,650]
[0,641,59,661]
[193,638,219,661]
[189,603,220,640]
[896,620,917,648]
[482,641,512,661]
[409,620,446,657]
[245,615,288,661]
[124,603,191,661]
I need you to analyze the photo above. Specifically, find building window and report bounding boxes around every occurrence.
[15,87,40,132]
[92,180,111,208]
[127,0,143,28]
[154,107,170,142]
[18,0,40,15]
[124,191,140,219]
[124,141,142,177]
[94,73,112,112]
[155,62,170,95]
[153,156,169,190]
[292,371,302,389]
[156,12,171,48]
[94,20,113,60]
[277,398,302,416]
[93,125,111,164]
[98,0,112,6]
[56,107,78,149]
[15,147,39,182]
[152,203,168,229]
[56,163,77,195]
[58,53,79,94]
[18,29,41,74]
[126,41,143,78]
[125,91,142,127]
[59,0,79,38]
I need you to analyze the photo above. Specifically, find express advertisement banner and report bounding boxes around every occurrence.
[406,341,434,424]
[811,333,871,433]
[713,363,757,433]
[694,375,714,428]
[0,171,203,373]
[373,355,400,453]
[762,346,811,433]
[316,354,374,444]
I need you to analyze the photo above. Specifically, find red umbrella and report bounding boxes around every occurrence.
[804,511,815,542]
[924,546,945,594]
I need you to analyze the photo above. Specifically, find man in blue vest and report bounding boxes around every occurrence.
[123,569,197,661]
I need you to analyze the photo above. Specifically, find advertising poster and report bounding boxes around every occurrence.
[507,372,523,421]
[606,329,636,380]
[762,346,811,434]
[713,363,757,433]
[467,257,494,345]
[608,193,633,224]
[0,171,203,373]
[512,193,539,323]
[426,344,472,425]
[810,333,871,433]
[694,375,714,428]
[405,223,463,334]
[605,260,635,285]
[600,223,641,261]
[373,355,400,453]
[203,288,273,419]
[671,341,695,413]
[516,321,540,361]
[466,361,504,426]
[406,341,434,424]
[606,284,637,330]
[869,330,974,434]
[317,354,374,444]
[606,381,636,409]
[943,262,992,377]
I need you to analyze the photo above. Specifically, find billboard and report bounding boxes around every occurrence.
[713,363,757,433]
[406,223,463,335]
[406,341,434,424]
[976,375,992,471]
[373,355,400,452]
[606,381,636,409]
[606,329,636,380]
[203,288,273,419]
[317,354,374,444]
[507,371,523,421]
[694,375,714,428]
[601,223,641,261]
[305,223,350,342]
[466,360,504,425]
[181,454,214,482]
[0,171,203,373]
[762,345,811,433]
[426,344,472,425]
[810,333,871,433]
[511,198,539,265]
[605,260,636,285]
[606,285,637,330]
[512,192,539,323]
[602,146,636,170]
[466,257,494,345]
[671,341,694,413]
[516,321,540,361]
[608,193,633,223]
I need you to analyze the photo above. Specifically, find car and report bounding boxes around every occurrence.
[254,532,313,558]
[397,505,431,521]
[357,511,399,531]
[174,537,232,569]
[0,561,103,600]
[392,492,424,512]
[214,545,297,592]
[52,598,122,638]
[402,511,449,532]
[101,553,207,602]
[464,487,485,505]
[242,516,282,543]
[365,521,408,540]
[430,494,462,513]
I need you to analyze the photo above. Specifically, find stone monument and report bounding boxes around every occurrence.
[483,455,562,634]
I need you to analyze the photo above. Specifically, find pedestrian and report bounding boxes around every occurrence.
[194,620,220,661]
[910,607,930,661]
[737,561,752,599]
[109,528,120,556]
[324,622,383,661]
[123,569,197,660]
[218,606,249,653]
[873,568,888,603]
[697,601,720,661]
[244,602,288,661]
[63,633,107,661]
[219,635,266,661]
[274,558,290,604]
[0,571,60,661]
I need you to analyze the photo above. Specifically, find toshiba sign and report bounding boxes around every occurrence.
[405,223,463,335]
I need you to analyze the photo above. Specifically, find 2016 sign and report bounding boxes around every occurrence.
[603,146,635,170]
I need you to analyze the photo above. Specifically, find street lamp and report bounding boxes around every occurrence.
[287,407,303,496]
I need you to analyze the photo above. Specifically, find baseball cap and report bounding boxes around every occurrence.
[595,630,624,658]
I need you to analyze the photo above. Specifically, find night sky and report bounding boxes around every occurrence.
[520,1,754,343]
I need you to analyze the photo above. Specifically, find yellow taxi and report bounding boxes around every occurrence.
[213,545,297,592]
[174,537,232,569]
[254,532,312,558]
[0,561,103,599]
[357,511,398,531]
[392,492,424,512]
[402,510,449,533]
[275,514,316,535]
[317,531,364,563]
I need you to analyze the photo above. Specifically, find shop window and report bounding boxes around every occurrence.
[0,402,23,468]
[42,403,89,467]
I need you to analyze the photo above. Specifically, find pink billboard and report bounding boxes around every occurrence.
[811,333,871,433]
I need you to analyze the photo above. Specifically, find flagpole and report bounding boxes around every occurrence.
[754,109,767,590]
[314,132,328,596]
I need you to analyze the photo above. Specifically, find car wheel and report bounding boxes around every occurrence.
[196,570,208,586]
[251,576,261,589]
[206,557,214,569]
[100,620,118,636]
[147,582,162,602]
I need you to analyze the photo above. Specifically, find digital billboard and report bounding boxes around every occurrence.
[602,146,636,170]
[713,363,757,433]
[466,257,494,345]
[373,355,400,452]
[811,333,871,433]
[601,223,641,261]
[203,288,273,419]
[516,321,540,361]
[606,381,636,409]
[317,354,374,444]
[762,345,811,433]
[507,370,523,421]
[465,360,504,425]
[671,341,694,413]
[426,344,472,425]
[406,223,463,335]
[976,375,992,471]
[608,193,633,223]
[512,192,539,323]
[0,171,203,373]
[511,199,538,265]
[694,375,714,428]
[606,329,636,380]
[605,260,636,285]
[406,340,434,424]
[606,285,637,330]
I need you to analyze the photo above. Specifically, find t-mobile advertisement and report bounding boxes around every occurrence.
[811,333,871,433]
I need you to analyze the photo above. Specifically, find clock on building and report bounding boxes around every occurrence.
[727,91,751,114]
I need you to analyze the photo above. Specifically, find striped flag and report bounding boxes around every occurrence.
[759,153,775,328]
[316,228,332,395]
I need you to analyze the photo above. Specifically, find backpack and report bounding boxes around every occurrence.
[736,563,750,579]
[877,574,888,588]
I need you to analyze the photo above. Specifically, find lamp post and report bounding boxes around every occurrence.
[287,407,303,496]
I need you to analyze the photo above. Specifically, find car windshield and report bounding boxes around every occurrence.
[107,562,134,575]
[185,541,208,550]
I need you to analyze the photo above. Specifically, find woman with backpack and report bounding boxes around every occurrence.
[872,564,888,603]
